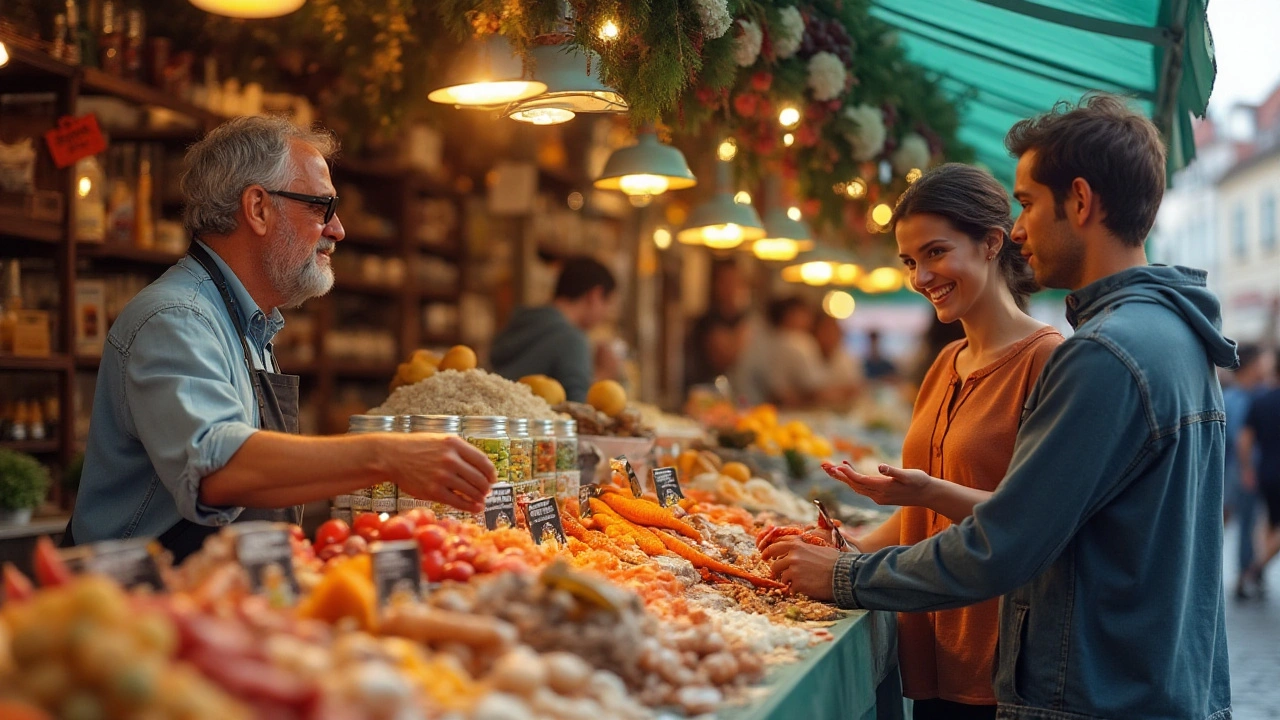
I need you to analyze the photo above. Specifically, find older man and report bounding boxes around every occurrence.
[68,116,495,560]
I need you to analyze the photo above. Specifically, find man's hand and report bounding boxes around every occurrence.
[824,461,935,507]
[389,434,496,513]
[760,537,843,601]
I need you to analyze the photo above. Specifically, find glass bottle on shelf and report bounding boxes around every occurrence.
[75,156,107,243]
[124,8,144,80]
[63,1,82,65]
[0,260,21,356]
[134,147,154,250]
[52,14,69,61]
[99,0,123,76]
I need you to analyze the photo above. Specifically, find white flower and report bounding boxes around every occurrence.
[733,19,764,67]
[774,6,804,59]
[806,51,846,101]
[892,132,932,176]
[843,104,887,162]
[694,0,733,40]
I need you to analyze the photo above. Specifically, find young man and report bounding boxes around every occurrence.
[491,256,616,403]
[765,95,1236,719]
[71,117,496,561]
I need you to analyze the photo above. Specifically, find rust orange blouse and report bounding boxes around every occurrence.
[897,325,1063,704]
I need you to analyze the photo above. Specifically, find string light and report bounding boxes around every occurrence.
[871,203,893,226]
[717,138,738,162]
[906,167,923,183]
[599,20,620,41]
[778,106,801,128]
[823,290,856,319]
[786,206,802,222]
[783,133,795,147]
[845,178,867,199]
[653,228,673,249]
[733,191,752,205]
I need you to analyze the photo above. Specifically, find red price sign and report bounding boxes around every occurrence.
[44,114,107,169]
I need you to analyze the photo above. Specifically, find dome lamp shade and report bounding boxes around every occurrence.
[506,43,627,125]
[676,161,765,250]
[188,0,304,18]
[428,36,547,107]
[594,131,697,203]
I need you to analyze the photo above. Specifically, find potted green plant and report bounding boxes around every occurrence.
[0,449,51,525]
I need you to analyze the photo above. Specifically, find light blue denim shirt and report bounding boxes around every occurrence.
[71,241,285,543]
[833,266,1237,720]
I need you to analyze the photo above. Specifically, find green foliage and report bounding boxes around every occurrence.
[0,450,52,511]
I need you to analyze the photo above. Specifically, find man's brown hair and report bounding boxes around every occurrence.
[1005,94,1166,248]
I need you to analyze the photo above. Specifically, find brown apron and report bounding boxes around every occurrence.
[63,242,303,563]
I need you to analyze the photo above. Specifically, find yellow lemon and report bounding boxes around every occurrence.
[721,462,751,483]
[586,380,628,417]
[520,375,567,406]
[438,345,478,372]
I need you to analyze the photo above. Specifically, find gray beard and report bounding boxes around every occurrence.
[268,225,334,309]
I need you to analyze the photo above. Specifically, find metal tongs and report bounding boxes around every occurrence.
[813,498,850,551]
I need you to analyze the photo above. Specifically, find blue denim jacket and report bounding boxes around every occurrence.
[834,266,1236,720]
[71,241,284,543]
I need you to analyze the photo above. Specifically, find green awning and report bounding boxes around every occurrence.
[870,0,1216,188]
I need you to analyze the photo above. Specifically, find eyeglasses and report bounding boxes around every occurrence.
[268,190,339,224]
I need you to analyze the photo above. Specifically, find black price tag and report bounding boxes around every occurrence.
[83,539,167,591]
[484,482,517,531]
[611,456,643,497]
[372,540,422,606]
[650,467,685,508]
[525,496,567,546]
[232,522,300,596]
[578,484,597,518]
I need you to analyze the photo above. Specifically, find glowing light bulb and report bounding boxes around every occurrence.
[783,133,795,147]
[787,206,802,221]
[752,238,800,261]
[835,263,862,285]
[0,41,9,69]
[77,176,92,197]
[653,228,672,249]
[618,174,671,197]
[800,261,834,286]
[823,290,855,319]
[906,167,923,184]
[871,203,893,226]
[717,138,738,162]
[509,106,576,125]
[599,20,620,40]
[733,191,752,205]
[861,266,904,293]
[439,81,543,106]
[845,178,867,199]
[702,224,745,250]
[778,106,801,128]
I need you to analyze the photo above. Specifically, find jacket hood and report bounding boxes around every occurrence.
[490,306,572,367]
[1066,265,1238,370]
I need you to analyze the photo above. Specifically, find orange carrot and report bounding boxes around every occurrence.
[599,492,702,540]
[652,529,787,591]
[594,513,668,556]
[564,512,648,564]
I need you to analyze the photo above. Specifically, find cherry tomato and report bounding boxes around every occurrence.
[379,516,415,542]
[450,543,478,565]
[314,519,351,548]
[414,525,447,553]
[401,507,437,528]
[471,552,495,574]
[343,535,369,556]
[352,513,382,542]
[317,543,343,562]
[288,525,306,542]
[442,561,475,583]
[420,550,447,583]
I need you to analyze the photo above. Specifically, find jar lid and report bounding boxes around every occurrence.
[508,417,530,436]
[463,416,508,434]
[349,414,397,433]
[409,415,462,433]
[529,418,557,435]
[554,418,577,435]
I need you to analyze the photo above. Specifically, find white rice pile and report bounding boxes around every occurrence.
[370,368,559,420]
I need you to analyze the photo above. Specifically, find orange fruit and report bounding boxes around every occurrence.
[438,345,478,372]
[519,375,566,406]
[721,461,751,483]
[586,380,627,417]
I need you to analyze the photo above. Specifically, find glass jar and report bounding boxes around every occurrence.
[530,418,558,498]
[463,416,510,484]
[507,418,537,504]
[554,418,579,504]
[345,414,397,519]
[407,415,462,514]
[395,415,412,433]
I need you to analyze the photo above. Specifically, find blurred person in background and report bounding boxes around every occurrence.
[863,329,900,381]
[814,313,865,411]
[491,256,616,403]
[686,260,753,393]
[1224,342,1275,598]
[759,297,827,409]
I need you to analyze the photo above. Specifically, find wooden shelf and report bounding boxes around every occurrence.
[81,67,225,128]
[333,278,408,297]
[0,440,60,454]
[0,209,64,244]
[420,289,461,303]
[331,361,397,379]
[103,127,204,143]
[0,39,77,79]
[0,355,71,372]
[78,243,184,266]
[339,235,398,250]
[0,515,70,541]
[74,355,102,371]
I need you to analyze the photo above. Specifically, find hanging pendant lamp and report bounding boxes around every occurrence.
[505,43,627,125]
[781,246,863,287]
[594,130,697,206]
[677,159,765,250]
[188,0,304,18]
[751,175,814,261]
[428,36,547,108]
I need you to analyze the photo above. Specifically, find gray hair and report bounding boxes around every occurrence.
[180,116,338,238]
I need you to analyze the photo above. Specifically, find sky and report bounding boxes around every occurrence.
[1205,0,1280,114]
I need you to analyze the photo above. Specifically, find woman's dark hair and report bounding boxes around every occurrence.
[891,162,1039,310]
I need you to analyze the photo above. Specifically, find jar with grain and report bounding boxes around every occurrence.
[530,418,558,498]
[554,418,579,504]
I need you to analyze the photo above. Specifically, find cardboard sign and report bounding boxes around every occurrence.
[83,539,167,591]
[44,114,107,169]
[525,496,567,546]
[611,456,643,497]
[650,467,685,508]
[578,484,597,518]
[484,482,516,530]
[372,540,422,606]
[232,522,299,598]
